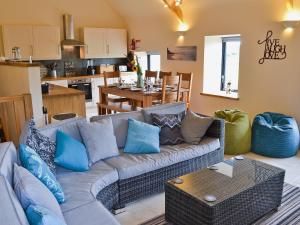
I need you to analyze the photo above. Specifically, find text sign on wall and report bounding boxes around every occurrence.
[258,31,287,64]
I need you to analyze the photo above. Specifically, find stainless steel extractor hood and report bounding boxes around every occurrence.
[61,14,85,47]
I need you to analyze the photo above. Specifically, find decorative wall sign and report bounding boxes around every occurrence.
[258,31,287,64]
[167,46,197,61]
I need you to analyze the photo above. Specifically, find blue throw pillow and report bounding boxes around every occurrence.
[26,205,67,225]
[124,118,160,154]
[55,131,89,172]
[19,144,65,204]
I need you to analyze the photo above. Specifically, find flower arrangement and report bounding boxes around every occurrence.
[126,51,143,88]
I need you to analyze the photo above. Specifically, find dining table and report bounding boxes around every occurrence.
[98,85,190,113]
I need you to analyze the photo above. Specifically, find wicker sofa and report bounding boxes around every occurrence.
[0,103,224,225]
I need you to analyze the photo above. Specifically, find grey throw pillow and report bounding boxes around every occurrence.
[24,119,56,174]
[152,112,185,145]
[13,164,65,221]
[78,118,119,164]
[181,110,213,144]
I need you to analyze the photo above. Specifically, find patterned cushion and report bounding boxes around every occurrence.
[151,112,185,145]
[26,205,67,225]
[25,119,56,174]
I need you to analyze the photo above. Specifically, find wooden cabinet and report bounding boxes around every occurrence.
[80,28,127,59]
[2,25,33,59]
[2,25,61,60]
[32,26,61,60]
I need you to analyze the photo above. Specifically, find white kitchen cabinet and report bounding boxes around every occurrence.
[32,26,61,60]
[46,80,68,87]
[106,29,127,58]
[2,25,61,60]
[2,25,33,59]
[80,28,127,59]
[80,28,106,59]
[91,77,104,105]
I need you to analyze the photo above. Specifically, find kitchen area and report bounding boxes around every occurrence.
[0,14,136,126]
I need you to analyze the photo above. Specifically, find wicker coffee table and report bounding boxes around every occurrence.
[165,158,285,225]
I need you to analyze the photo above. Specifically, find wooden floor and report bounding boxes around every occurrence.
[115,151,300,225]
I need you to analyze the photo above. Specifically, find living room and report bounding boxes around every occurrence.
[0,0,300,225]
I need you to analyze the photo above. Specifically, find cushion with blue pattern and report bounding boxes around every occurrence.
[26,205,67,225]
[19,144,65,203]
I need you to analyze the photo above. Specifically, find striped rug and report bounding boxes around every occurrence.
[140,183,300,225]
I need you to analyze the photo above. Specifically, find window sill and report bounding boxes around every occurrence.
[200,92,239,100]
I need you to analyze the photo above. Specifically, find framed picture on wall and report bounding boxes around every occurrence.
[167,46,197,61]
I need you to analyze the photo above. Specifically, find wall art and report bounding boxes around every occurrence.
[167,46,197,61]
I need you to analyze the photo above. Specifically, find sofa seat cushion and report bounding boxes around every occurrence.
[105,137,220,180]
[0,142,18,186]
[63,201,120,225]
[56,161,118,213]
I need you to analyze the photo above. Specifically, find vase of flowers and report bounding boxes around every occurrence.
[126,51,144,88]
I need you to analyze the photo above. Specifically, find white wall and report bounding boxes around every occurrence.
[108,0,300,123]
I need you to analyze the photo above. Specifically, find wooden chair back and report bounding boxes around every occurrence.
[145,70,158,81]
[159,71,172,79]
[103,71,121,87]
[161,74,182,104]
[177,72,193,106]
[0,94,33,145]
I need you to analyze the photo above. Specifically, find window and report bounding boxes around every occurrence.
[203,35,241,99]
[147,53,161,71]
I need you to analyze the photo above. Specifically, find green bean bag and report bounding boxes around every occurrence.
[215,109,251,155]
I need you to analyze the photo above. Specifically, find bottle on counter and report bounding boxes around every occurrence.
[87,60,95,75]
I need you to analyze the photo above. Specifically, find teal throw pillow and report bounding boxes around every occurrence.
[124,118,160,154]
[55,131,89,172]
[19,144,65,204]
[26,205,67,225]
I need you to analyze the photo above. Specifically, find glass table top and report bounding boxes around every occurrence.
[168,157,285,206]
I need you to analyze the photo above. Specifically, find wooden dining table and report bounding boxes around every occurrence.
[98,85,190,114]
[99,86,162,108]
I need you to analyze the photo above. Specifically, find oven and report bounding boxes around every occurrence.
[68,78,92,102]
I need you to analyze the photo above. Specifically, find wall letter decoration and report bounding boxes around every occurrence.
[258,31,287,64]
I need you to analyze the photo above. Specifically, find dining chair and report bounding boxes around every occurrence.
[161,73,182,104]
[98,71,131,115]
[177,72,193,108]
[159,71,172,79]
[145,70,158,82]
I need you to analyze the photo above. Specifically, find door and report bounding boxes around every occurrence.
[32,26,61,60]
[2,25,33,59]
[81,28,106,59]
[106,29,127,58]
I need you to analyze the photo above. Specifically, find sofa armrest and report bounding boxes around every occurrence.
[206,118,225,155]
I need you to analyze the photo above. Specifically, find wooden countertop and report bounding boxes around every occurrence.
[41,74,104,81]
[0,61,41,67]
[42,84,85,98]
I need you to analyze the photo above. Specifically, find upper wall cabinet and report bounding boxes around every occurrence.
[2,25,33,59]
[80,28,127,59]
[2,25,61,60]
[32,26,61,60]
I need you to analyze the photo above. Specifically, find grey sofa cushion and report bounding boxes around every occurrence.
[181,110,214,144]
[90,111,144,148]
[0,142,17,186]
[13,164,65,221]
[56,161,118,213]
[38,117,87,143]
[142,102,187,124]
[105,137,220,180]
[79,118,119,164]
[0,176,29,225]
[63,201,120,225]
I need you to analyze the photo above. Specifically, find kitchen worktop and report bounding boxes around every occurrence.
[42,84,85,97]
[41,74,104,81]
[0,61,41,67]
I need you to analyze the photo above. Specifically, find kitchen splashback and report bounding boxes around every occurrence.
[38,47,127,76]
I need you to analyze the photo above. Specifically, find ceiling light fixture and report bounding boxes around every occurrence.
[282,0,300,29]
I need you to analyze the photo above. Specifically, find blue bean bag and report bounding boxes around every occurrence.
[252,112,300,158]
